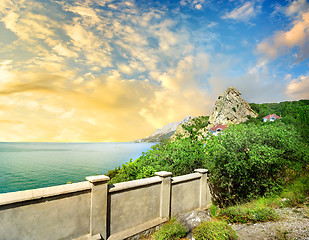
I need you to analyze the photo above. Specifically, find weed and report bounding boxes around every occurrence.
[275,226,289,240]
[210,205,218,218]
[279,176,309,207]
[153,218,187,240]
[218,206,279,224]
[193,220,238,240]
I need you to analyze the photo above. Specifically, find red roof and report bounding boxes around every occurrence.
[210,124,228,131]
[263,114,281,120]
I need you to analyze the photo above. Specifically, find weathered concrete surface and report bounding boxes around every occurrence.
[108,217,166,240]
[109,183,161,235]
[87,175,110,239]
[0,190,91,240]
[171,178,200,216]
[0,170,211,240]
[155,171,172,219]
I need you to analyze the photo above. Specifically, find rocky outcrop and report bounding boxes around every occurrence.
[170,117,195,141]
[176,210,211,240]
[208,87,257,128]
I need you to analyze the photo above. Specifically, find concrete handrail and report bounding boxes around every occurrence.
[172,172,201,184]
[109,176,161,193]
[0,181,91,206]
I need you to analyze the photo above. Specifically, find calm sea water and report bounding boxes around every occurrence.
[0,142,156,194]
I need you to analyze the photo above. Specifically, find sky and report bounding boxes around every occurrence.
[0,0,308,142]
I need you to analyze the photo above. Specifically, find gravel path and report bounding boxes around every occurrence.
[231,206,309,240]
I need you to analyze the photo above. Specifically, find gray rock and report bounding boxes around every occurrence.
[175,210,211,239]
[208,86,257,127]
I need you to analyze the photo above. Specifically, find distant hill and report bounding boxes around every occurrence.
[134,116,192,143]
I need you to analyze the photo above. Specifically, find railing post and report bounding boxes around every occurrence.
[86,175,110,240]
[194,169,211,209]
[155,171,172,220]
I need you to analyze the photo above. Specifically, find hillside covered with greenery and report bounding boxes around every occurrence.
[106,100,309,206]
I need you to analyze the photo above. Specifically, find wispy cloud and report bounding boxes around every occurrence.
[222,1,260,22]
[285,0,309,16]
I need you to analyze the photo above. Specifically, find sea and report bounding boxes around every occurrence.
[0,142,156,194]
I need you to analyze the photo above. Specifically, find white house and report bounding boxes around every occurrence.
[263,114,281,122]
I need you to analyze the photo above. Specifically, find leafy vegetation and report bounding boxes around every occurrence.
[153,218,187,240]
[106,100,309,207]
[249,175,309,208]
[182,116,209,132]
[193,220,238,240]
[210,204,218,218]
[107,138,207,183]
[218,206,278,223]
[249,100,309,142]
[204,122,308,206]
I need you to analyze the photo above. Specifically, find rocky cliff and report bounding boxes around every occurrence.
[208,87,257,128]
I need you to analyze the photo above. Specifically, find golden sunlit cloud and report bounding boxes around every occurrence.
[286,75,309,100]
[257,11,309,61]
[0,0,308,142]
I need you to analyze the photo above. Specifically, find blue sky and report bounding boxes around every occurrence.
[0,0,308,141]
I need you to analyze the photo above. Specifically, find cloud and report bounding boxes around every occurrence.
[257,11,309,62]
[180,0,206,10]
[285,0,309,16]
[53,44,78,58]
[1,0,301,142]
[222,1,260,22]
[286,75,309,100]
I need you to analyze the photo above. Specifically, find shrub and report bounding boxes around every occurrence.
[109,138,207,183]
[153,218,187,240]
[218,206,279,223]
[203,122,309,206]
[193,220,238,240]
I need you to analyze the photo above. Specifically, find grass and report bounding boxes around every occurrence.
[246,175,309,209]
[216,176,309,224]
[193,220,238,240]
[218,205,279,224]
[153,218,187,240]
[210,204,218,218]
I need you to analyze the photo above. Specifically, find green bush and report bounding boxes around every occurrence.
[218,206,279,223]
[193,220,238,240]
[109,138,207,183]
[153,219,187,240]
[203,122,309,206]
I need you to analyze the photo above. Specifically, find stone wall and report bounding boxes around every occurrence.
[0,169,211,240]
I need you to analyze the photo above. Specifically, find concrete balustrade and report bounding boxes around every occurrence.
[0,169,211,240]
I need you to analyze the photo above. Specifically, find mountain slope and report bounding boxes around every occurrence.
[135,116,192,143]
